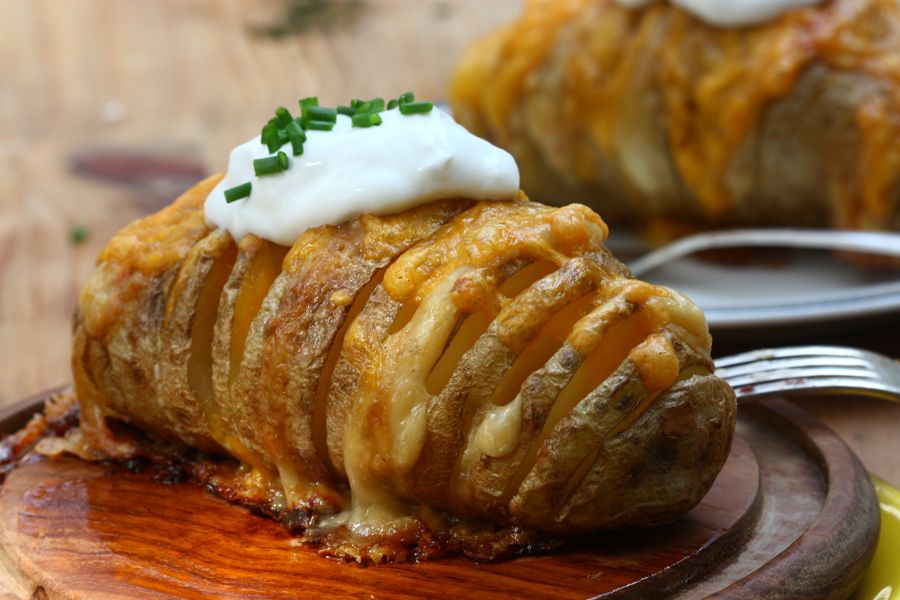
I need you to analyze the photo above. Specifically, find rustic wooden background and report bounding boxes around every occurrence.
[1,0,898,487]
[0,0,519,400]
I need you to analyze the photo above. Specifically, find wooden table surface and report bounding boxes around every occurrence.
[1,0,898,488]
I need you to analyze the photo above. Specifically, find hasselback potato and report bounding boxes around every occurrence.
[71,175,735,561]
[450,0,900,232]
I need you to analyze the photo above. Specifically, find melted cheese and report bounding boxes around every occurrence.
[76,185,717,541]
[452,0,900,228]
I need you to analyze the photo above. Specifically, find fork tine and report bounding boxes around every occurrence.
[714,345,900,403]
[727,378,900,402]
[714,345,873,369]
[715,356,873,379]
[723,367,882,389]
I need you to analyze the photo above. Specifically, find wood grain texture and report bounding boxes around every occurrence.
[0,398,880,599]
[0,0,520,408]
[709,401,881,600]
[0,440,758,599]
[1,0,898,491]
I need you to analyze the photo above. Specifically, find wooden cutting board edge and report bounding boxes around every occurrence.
[0,391,881,600]
[708,400,881,599]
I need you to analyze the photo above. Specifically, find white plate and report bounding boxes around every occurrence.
[606,233,900,332]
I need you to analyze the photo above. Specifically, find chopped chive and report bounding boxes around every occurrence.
[277,150,289,170]
[337,105,355,117]
[285,119,306,138]
[274,106,293,127]
[254,155,287,176]
[303,119,335,131]
[261,121,278,145]
[350,98,363,109]
[299,96,319,111]
[70,224,89,244]
[266,129,288,153]
[399,101,434,115]
[387,99,399,110]
[356,98,385,114]
[224,182,252,203]
[265,138,281,153]
[399,91,415,105]
[304,106,337,123]
[290,133,304,156]
[352,112,382,127]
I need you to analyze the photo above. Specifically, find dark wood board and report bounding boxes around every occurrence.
[0,394,880,599]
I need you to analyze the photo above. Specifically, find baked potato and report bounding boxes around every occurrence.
[450,0,900,233]
[71,176,736,561]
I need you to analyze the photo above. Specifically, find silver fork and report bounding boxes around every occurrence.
[715,345,900,402]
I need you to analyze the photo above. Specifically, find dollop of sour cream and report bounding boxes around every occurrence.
[204,107,520,246]
[615,0,820,27]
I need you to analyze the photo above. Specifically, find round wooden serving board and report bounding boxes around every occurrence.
[0,396,880,599]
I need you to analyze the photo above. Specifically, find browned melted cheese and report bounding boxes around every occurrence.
[337,200,709,531]
[451,0,900,227]
[79,175,220,338]
[73,184,719,551]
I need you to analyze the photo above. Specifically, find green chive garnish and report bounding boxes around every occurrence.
[304,120,335,131]
[261,130,275,148]
[286,120,305,138]
[265,130,287,153]
[304,106,337,123]
[274,106,293,127]
[299,96,319,111]
[290,134,304,156]
[70,224,89,244]
[224,182,252,202]
[352,113,382,127]
[250,92,435,179]
[399,101,433,115]
[254,154,287,176]
[356,98,385,115]
[261,120,278,144]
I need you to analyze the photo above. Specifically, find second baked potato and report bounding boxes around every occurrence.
[451,0,900,233]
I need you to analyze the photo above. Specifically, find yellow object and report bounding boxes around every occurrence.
[854,476,900,600]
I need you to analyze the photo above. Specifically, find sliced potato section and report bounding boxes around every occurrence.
[154,229,236,452]
[508,329,716,530]
[73,192,736,543]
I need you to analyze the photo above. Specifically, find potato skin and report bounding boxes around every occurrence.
[73,179,736,544]
[74,175,220,451]
[510,327,734,532]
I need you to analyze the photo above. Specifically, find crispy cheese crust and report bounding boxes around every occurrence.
[71,179,736,562]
